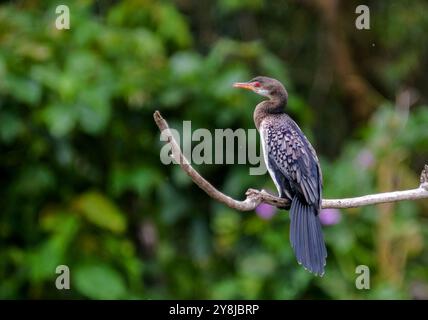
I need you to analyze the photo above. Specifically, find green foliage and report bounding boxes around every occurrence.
[74,263,127,299]
[73,191,126,233]
[0,0,427,299]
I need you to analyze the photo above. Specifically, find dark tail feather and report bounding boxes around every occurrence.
[289,196,327,276]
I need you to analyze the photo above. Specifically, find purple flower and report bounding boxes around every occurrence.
[256,203,277,220]
[356,149,375,169]
[319,208,341,226]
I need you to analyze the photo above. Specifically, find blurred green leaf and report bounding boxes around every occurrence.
[13,165,55,196]
[239,252,276,279]
[110,166,162,197]
[4,76,42,105]
[74,263,127,299]
[155,4,192,48]
[28,214,79,282]
[73,191,126,233]
[41,103,77,137]
[0,111,24,143]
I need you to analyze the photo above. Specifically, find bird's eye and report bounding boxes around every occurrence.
[253,81,261,87]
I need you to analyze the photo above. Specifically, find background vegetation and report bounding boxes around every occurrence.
[0,0,427,299]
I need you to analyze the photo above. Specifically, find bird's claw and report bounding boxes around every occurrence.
[245,188,260,197]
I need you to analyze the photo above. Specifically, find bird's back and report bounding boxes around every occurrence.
[260,113,322,205]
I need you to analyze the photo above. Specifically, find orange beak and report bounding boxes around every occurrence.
[233,82,256,90]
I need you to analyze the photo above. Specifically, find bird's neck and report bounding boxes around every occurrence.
[254,95,287,130]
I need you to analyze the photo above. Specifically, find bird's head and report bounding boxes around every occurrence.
[233,76,288,101]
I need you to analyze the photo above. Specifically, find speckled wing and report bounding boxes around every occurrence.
[262,118,322,208]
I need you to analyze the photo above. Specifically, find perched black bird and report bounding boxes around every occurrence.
[234,76,327,276]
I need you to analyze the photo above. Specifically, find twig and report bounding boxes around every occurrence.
[154,111,428,211]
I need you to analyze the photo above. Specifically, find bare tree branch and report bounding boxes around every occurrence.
[154,111,428,211]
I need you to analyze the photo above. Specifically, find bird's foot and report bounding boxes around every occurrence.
[245,188,261,197]
[246,189,291,209]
